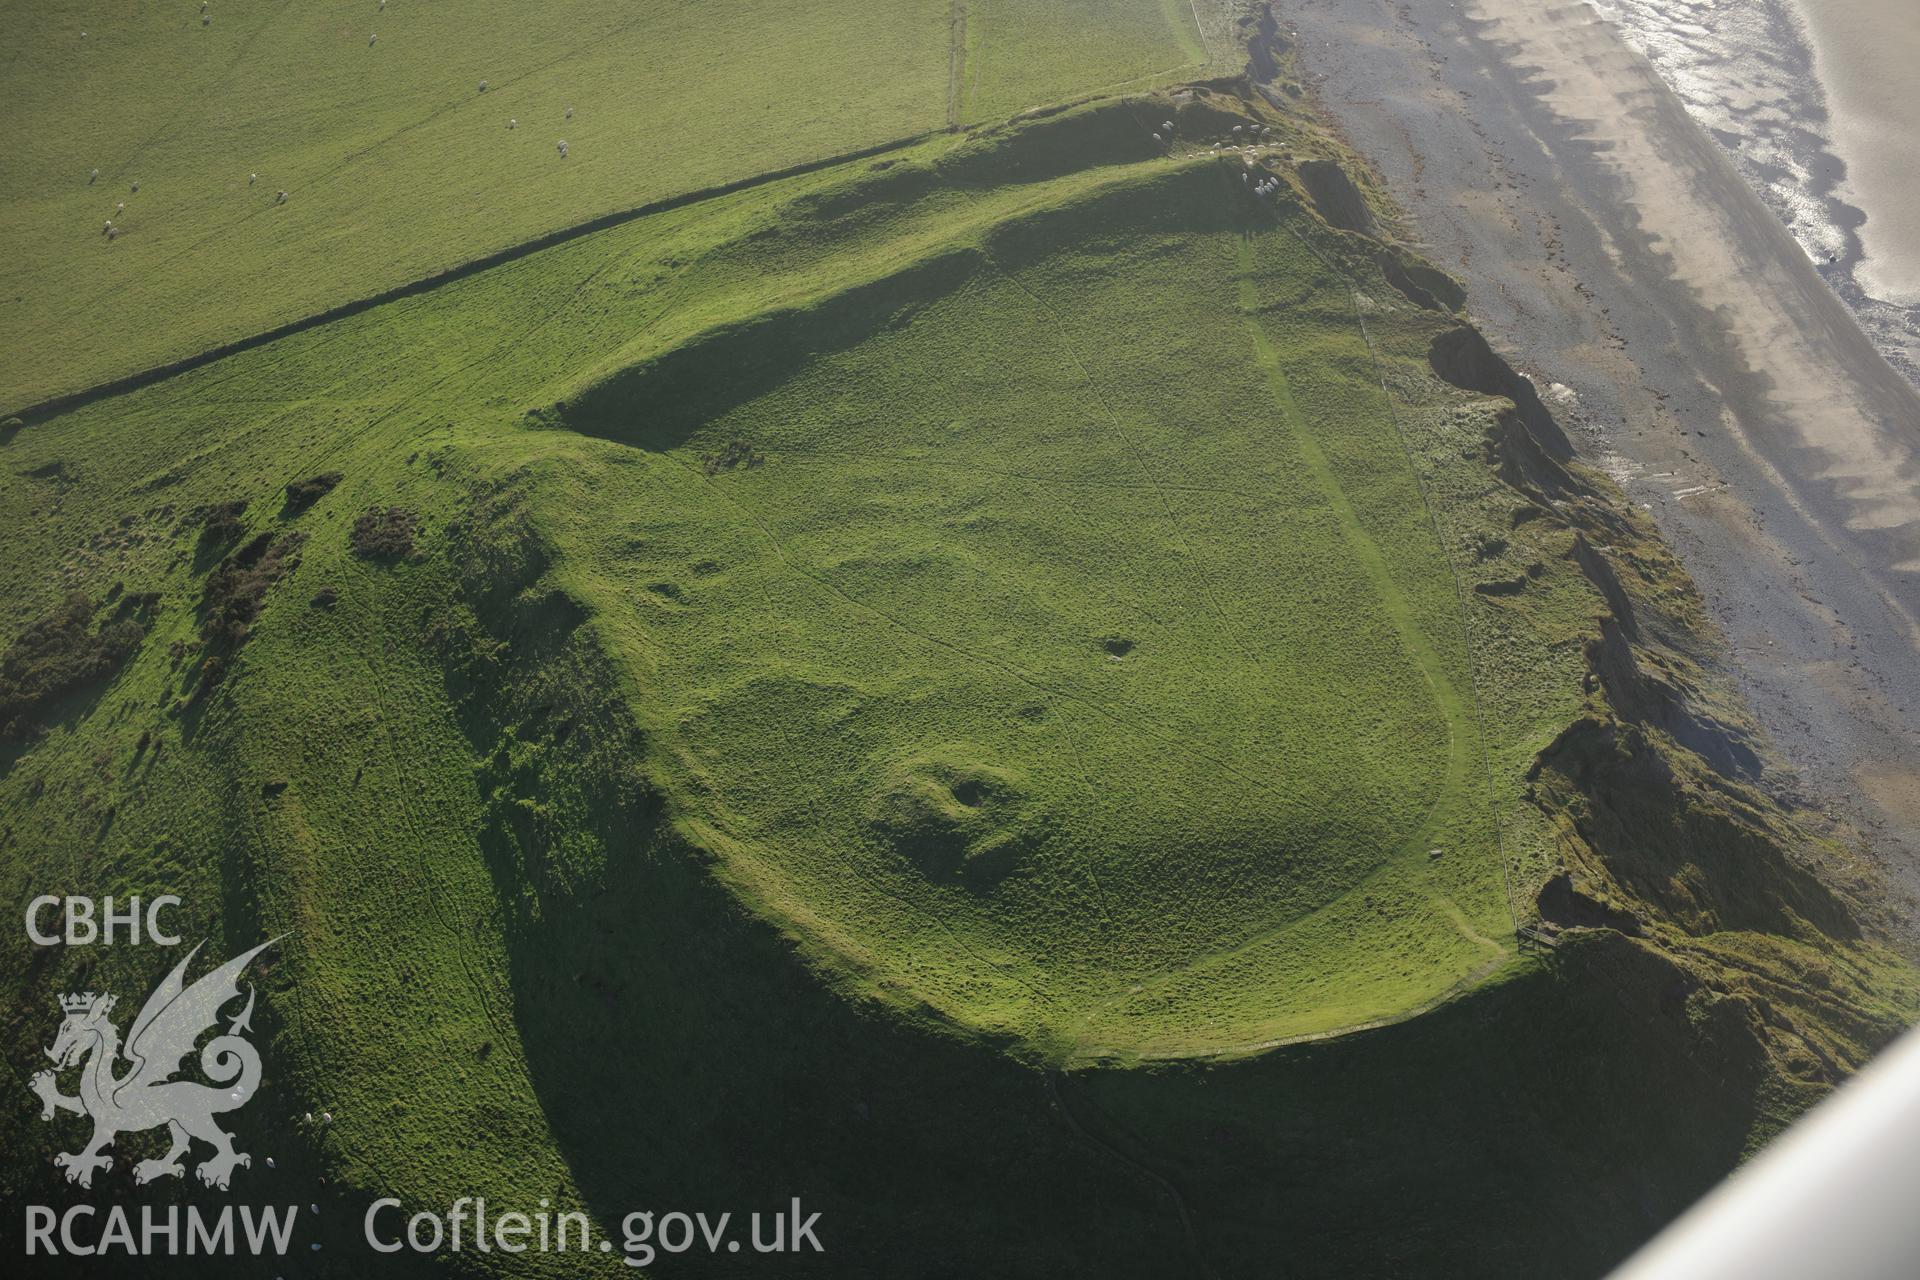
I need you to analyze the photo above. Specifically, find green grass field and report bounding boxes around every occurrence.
[957,0,1210,122]
[2,7,1914,1277]
[0,0,1221,412]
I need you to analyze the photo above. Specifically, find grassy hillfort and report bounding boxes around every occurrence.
[2,2,1914,1276]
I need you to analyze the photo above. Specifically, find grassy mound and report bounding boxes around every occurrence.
[502,99,1516,1055]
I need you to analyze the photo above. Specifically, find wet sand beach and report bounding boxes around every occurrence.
[1281,0,1920,879]
[1588,0,1920,382]
[1793,0,1920,306]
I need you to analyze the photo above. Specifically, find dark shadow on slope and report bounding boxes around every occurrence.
[428,482,1188,1276]
[562,161,1246,456]
[1531,718,1854,940]
[1297,159,1377,235]
[1081,931,1776,1280]
[936,99,1167,188]
[1431,325,1572,458]
[561,249,982,453]
[1583,617,1763,780]
[1377,250,1467,313]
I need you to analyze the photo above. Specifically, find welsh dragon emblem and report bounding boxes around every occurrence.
[29,938,278,1190]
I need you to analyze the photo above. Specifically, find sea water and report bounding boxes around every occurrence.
[1586,0,1920,384]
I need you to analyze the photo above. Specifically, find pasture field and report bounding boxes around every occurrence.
[2,13,1914,1276]
[0,0,1223,413]
[956,0,1211,123]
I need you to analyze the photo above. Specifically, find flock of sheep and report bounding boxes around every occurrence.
[90,4,576,245]
[1150,114,1289,202]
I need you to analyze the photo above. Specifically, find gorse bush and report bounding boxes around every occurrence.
[197,499,249,551]
[701,439,764,475]
[0,591,154,738]
[351,506,420,560]
[197,531,305,688]
[283,472,344,515]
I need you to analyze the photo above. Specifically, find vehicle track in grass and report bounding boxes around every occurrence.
[1060,220,1514,1062]
[947,1,968,129]
[1047,1071,1216,1280]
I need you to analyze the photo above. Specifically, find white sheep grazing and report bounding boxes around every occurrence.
[202,13,210,25]
[249,172,258,185]
[107,225,118,240]
[564,106,573,120]
[89,168,99,184]
[1162,119,1174,133]
[116,201,125,213]
[1232,125,1243,135]
[556,139,568,157]
[478,80,488,93]
[276,189,288,204]
[369,33,377,46]
[1151,132,1162,145]
[508,118,517,129]
[130,180,139,193]
[102,219,113,235]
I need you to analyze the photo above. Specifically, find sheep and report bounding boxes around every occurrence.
[1150,132,1162,146]
[556,139,568,158]
[130,181,139,193]
[249,172,258,185]
[106,225,118,240]
[276,189,288,204]
[89,168,99,184]
[368,33,377,47]
[1231,125,1243,135]
[116,201,125,213]
[478,80,488,93]
[102,219,113,235]
[202,13,210,25]
[507,117,517,129]
[1162,119,1174,133]
[564,105,573,120]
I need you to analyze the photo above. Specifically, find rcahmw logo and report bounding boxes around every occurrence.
[21,918,301,1262]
